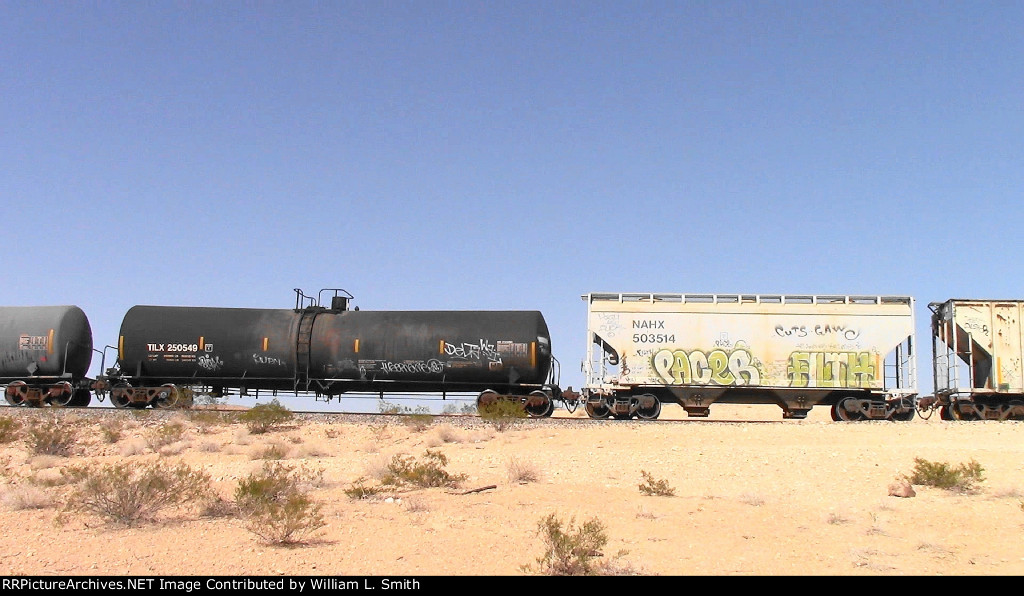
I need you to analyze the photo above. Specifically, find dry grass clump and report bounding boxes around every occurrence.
[507,457,541,484]
[432,425,463,444]
[234,462,326,545]
[2,486,52,510]
[59,461,213,527]
[98,419,126,444]
[250,443,290,461]
[146,421,188,452]
[738,493,765,506]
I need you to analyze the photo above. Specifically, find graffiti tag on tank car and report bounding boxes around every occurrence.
[444,339,503,363]
[197,354,223,371]
[787,351,875,388]
[18,335,48,351]
[252,354,286,367]
[381,359,445,374]
[652,346,762,386]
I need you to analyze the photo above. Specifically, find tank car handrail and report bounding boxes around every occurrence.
[294,288,318,310]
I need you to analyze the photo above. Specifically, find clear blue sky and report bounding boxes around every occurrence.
[2,1,1021,410]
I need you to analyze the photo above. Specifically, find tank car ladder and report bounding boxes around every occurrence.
[294,308,318,392]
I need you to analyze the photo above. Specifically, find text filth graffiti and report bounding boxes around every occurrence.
[787,351,876,388]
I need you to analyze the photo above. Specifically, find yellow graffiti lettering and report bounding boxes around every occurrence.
[653,347,760,386]
[787,351,875,388]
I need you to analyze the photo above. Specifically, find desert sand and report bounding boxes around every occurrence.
[1,402,1023,577]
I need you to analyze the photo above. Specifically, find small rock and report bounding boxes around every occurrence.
[888,478,916,498]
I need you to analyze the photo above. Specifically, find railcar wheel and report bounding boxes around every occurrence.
[47,382,75,407]
[890,399,916,422]
[154,384,185,409]
[4,381,28,406]
[636,394,661,420]
[945,403,965,421]
[476,389,499,412]
[70,389,92,407]
[832,397,862,422]
[109,384,133,409]
[524,390,554,418]
[584,400,611,419]
[1009,400,1024,421]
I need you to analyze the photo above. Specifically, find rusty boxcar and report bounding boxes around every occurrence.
[581,293,918,420]
[926,299,1024,420]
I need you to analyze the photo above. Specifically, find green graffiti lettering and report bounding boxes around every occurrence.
[848,352,875,387]
[788,352,811,387]
[787,351,875,388]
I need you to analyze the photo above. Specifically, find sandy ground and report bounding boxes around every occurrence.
[1,402,1023,577]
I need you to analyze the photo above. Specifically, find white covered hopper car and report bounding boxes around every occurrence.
[581,293,918,420]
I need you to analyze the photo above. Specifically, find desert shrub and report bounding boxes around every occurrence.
[381,449,466,489]
[638,470,675,497]
[478,399,527,431]
[378,401,404,415]
[527,513,630,576]
[187,409,238,430]
[60,461,212,526]
[251,443,289,460]
[404,408,435,433]
[146,422,187,451]
[0,416,21,444]
[344,477,383,500]
[234,462,326,545]
[24,415,78,456]
[507,457,541,484]
[908,458,985,492]
[240,400,294,434]
[98,419,125,444]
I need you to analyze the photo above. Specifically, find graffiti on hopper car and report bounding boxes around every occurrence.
[652,345,762,386]
[787,351,875,388]
[775,324,861,341]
